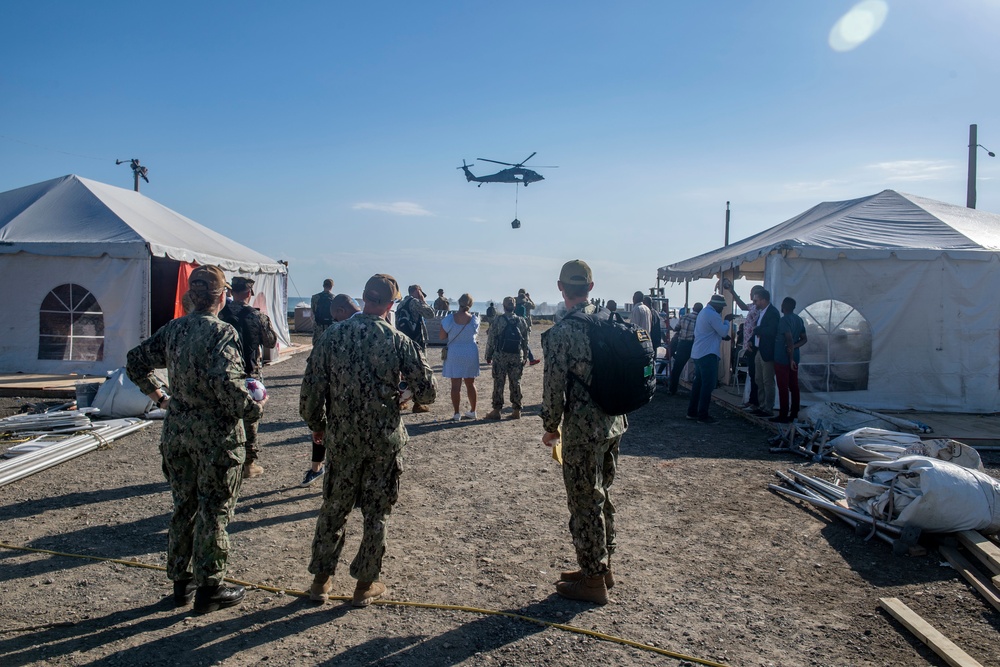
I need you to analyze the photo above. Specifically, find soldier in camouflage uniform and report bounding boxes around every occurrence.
[396,284,437,414]
[484,296,529,420]
[300,273,436,607]
[219,276,278,478]
[540,259,627,605]
[127,265,264,614]
[311,278,336,345]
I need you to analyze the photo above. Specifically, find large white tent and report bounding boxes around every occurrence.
[658,190,1000,413]
[0,174,290,376]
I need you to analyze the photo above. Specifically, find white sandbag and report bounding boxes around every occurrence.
[845,455,1000,534]
[902,439,983,472]
[91,368,153,418]
[831,428,922,462]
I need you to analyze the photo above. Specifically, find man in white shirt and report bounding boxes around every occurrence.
[629,291,653,334]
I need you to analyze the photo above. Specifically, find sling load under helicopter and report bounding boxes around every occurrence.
[458,152,557,228]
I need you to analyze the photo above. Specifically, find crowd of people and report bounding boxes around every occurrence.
[125,260,805,615]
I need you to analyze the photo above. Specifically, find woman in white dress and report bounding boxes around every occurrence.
[439,293,480,421]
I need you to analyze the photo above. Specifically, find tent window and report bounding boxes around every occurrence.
[797,299,871,392]
[38,284,105,361]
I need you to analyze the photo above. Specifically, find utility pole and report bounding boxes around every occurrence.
[724,201,731,246]
[116,159,149,192]
[967,124,995,209]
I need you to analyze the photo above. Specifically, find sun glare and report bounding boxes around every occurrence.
[829,0,889,52]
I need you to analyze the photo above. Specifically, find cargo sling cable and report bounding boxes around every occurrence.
[0,542,729,667]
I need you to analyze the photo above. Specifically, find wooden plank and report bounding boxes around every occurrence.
[938,545,1000,613]
[835,454,866,476]
[955,530,1000,580]
[878,597,985,667]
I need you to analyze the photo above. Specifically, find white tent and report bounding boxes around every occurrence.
[0,174,290,376]
[658,190,1000,413]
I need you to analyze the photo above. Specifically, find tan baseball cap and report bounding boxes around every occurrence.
[363,274,401,305]
[331,293,360,313]
[409,284,427,298]
[189,265,229,295]
[559,259,592,285]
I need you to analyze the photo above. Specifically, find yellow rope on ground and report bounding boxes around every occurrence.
[0,542,729,667]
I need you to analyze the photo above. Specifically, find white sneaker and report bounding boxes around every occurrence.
[452,413,461,422]
[463,411,477,420]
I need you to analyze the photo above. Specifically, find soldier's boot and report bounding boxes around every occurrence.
[484,408,502,420]
[173,577,197,606]
[559,569,615,589]
[555,575,609,605]
[510,408,521,420]
[352,580,386,607]
[412,403,431,413]
[309,573,333,602]
[243,461,264,479]
[193,584,245,614]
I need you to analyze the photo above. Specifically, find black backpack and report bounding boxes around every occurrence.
[394,298,421,342]
[313,292,334,325]
[570,310,655,416]
[498,315,524,354]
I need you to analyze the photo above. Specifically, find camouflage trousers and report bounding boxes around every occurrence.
[309,447,402,582]
[491,352,524,410]
[561,434,620,576]
[161,439,245,586]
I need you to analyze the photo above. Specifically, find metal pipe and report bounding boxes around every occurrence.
[768,484,902,535]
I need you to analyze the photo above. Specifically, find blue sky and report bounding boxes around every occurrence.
[3,1,998,308]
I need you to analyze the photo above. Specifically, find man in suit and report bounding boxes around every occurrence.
[751,289,780,417]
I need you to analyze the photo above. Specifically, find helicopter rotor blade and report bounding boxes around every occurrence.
[530,165,559,169]
[477,158,514,166]
[519,152,537,166]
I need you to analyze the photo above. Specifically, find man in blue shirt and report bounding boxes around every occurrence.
[686,294,734,424]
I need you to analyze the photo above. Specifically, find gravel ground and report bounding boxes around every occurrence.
[1,327,998,667]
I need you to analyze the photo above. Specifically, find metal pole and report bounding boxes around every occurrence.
[724,201,731,246]
[968,124,977,209]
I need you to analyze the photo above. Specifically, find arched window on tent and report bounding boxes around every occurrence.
[38,284,105,361]
[798,299,871,393]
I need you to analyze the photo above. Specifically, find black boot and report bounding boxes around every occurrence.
[193,584,245,614]
[173,578,197,606]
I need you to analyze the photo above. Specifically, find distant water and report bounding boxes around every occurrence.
[288,297,558,317]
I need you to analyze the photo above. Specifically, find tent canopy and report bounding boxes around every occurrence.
[0,174,284,274]
[658,190,1000,283]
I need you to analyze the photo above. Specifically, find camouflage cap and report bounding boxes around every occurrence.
[409,284,427,298]
[363,273,400,305]
[231,276,255,292]
[189,265,228,295]
[559,259,592,286]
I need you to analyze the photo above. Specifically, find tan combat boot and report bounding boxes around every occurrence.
[352,580,386,607]
[243,461,264,479]
[555,575,609,605]
[412,403,431,413]
[484,408,502,420]
[510,408,521,419]
[309,573,332,602]
[560,568,614,589]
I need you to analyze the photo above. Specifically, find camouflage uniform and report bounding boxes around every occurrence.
[311,290,335,345]
[127,311,261,586]
[219,300,277,464]
[300,313,436,582]
[541,301,628,577]
[486,312,529,410]
[397,295,436,352]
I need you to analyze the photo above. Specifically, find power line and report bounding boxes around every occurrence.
[0,133,112,162]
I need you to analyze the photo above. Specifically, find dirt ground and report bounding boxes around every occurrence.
[1,325,998,667]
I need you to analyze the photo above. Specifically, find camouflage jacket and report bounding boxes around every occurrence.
[486,312,529,363]
[126,311,261,447]
[541,302,627,442]
[219,301,278,378]
[300,313,436,455]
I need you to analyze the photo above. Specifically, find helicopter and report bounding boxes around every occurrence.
[458,152,556,187]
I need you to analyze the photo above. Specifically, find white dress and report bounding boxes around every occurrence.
[441,313,480,378]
